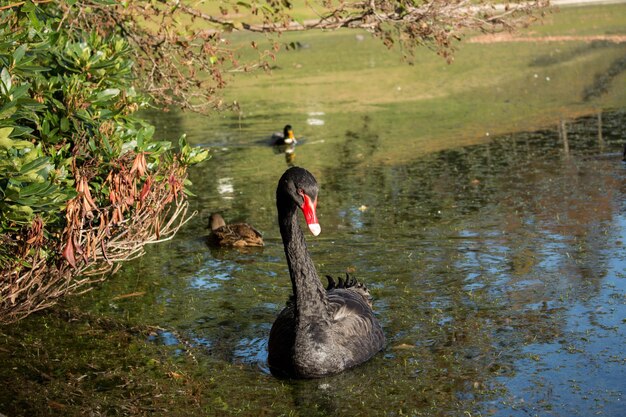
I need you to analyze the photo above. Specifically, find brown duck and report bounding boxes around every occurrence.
[208,213,264,247]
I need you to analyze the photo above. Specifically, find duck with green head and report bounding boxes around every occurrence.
[272,124,297,146]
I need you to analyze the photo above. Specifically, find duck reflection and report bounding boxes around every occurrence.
[273,142,297,166]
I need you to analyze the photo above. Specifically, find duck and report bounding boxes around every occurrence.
[208,213,264,247]
[267,167,385,378]
[272,125,297,146]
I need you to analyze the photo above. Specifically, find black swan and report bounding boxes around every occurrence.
[268,167,385,378]
[208,213,264,247]
[272,124,297,146]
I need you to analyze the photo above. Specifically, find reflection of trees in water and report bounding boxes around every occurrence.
[527,40,626,103]
[530,40,626,101]
[97,111,625,416]
[321,115,386,225]
[557,111,626,156]
[341,115,381,166]
[583,53,626,101]
[312,110,626,415]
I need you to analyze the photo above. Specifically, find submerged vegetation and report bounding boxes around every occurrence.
[1,108,624,417]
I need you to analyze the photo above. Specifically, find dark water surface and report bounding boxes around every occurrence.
[72,109,626,416]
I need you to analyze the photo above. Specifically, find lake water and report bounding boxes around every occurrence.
[69,106,625,417]
[2,4,626,416]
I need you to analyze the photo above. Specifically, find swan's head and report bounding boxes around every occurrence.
[277,166,321,236]
[283,125,296,144]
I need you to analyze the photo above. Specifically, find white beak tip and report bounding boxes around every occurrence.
[308,223,321,236]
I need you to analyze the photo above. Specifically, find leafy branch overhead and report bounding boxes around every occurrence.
[58,0,549,112]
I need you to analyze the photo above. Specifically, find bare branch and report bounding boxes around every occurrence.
[57,0,549,112]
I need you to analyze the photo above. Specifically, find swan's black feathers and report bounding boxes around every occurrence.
[326,273,372,306]
[284,274,371,309]
[268,167,385,378]
[269,284,384,377]
[285,293,295,308]
[325,275,336,290]
[325,273,362,290]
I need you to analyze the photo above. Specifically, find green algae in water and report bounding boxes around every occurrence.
[2,109,625,417]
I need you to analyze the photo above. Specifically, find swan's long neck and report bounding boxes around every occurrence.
[279,203,330,322]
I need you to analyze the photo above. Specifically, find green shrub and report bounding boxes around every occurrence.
[0,1,208,323]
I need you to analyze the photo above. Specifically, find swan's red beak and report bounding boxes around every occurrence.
[301,193,320,236]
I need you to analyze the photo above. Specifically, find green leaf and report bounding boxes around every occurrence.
[10,84,31,100]
[0,67,12,93]
[100,135,114,156]
[0,104,17,120]
[121,139,137,155]
[60,117,70,132]
[19,156,50,176]
[0,135,34,150]
[13,44,27,64]
[23,181,53,194]
[94,88,120,103]
[0,127,13,141]
[4,204,34,223]
[21,1,42,31]
[187,149,210,165]
[14,64,49,73]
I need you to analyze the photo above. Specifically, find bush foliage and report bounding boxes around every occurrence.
[0,1,207,323]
